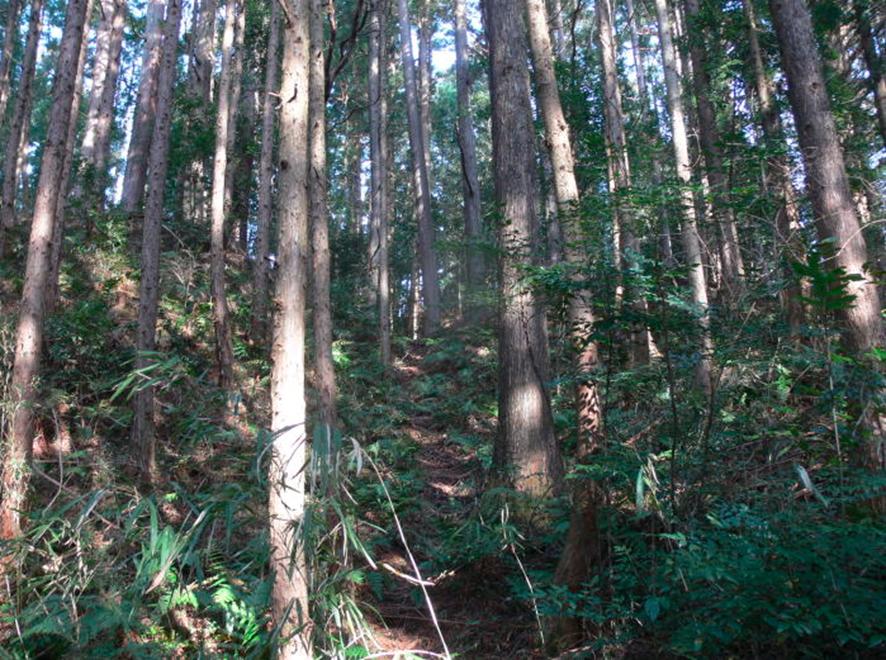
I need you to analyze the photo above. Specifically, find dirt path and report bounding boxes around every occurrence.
[366,343,542,658]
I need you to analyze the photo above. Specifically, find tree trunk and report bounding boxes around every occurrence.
[454,0,484,320]
[130,0,183,480]
[743,0,805,332]
[397,0,441,333]
[769,0,883,473]
[0,0,42,257]
[269,0,313,655]
[250,0,280,342]
[0,0,91,540]
[121,0,166,214]
[854,0,885,148]
[369,0,391,365]
[548,0,566,59]
[188,0,217,103]
[769,0,882,354]
[526,0,601,646]
[0,0,22,124]
[80,0,126,208]
[597,0,650,366]
[45,0,92,314]
[684,0,745,295]
[653,0,713,391]
[484,0,562,498]
[309,0,337,432]
[209,0,237,390]
[222,2,245,248]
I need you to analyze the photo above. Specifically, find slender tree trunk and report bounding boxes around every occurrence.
[454,0,484,320]
[209,0,237,390]
[684,0,745,295]
[130,0,182,480]
[188,0,217,103]
[743,0,805,332]
[654,0,713,391]
[223,2,245,247]
[309,0,337,431]
[597,0,650,366]
[232,73,255,252]
[397,0,441,333]
[369,0,391,365]
[269,1,313,655]
[0,0,22,122]
[526,0,601,646]
[0,0,42,257]
[80,0,125,207]
[484,0,562,498]
[0,0,91,540]
[854,0,885,148]
[548,0,566,59]
[45,0,92,314]
[348,127,363,235]
[250,0,280,341]
[122,0,166,214]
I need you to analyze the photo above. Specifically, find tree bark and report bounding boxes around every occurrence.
[743,0,805,332]
[80,0,126,207]
[251,0,280,341]
[121,0,166,214]
[854,0,885,148]
[526,0,602,646]
[0,0,43,257]
[45,0,92,315]
[454,0,484,320]
[684,0,745,295]
[769,0,883,355]
[309,0,337,432]
[209,0,237,390]
[130,0,183,480]
[369,0,391,365]
[0,0,22,123]
[222,2,245,248]
[0,0,91,540]
[397,0,441,333]
[597,0,650,366]
[269,0,313,655]
[484,0,562,498]
[653,0,714,391]
[188,0,217,103]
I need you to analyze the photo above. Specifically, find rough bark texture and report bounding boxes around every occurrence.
[684,0,745,295]
[654,0,713,391]
[131,0,183,479]
[454,0,484,320]
[0,0,90,540]
[251,0,280,341]
[769,0,883,472]
[484,0,562,498]
[526,0,602,646]
[0,0,22,124]
[0,0,43,256]
[122,0,166,213]
[369,0,391,365]
[769,0,882,354]
[222,2,246,247]
[397,0,441,333]
[80,0,126,206]
[209,0,237,390]
[743,0,805,332]
[45,0,92,315]
[309,0,337,431]
[269,0,313,655]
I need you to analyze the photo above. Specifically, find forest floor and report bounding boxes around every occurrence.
[362,336,544,658]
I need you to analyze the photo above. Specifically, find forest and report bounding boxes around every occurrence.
[0,0,883,656]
